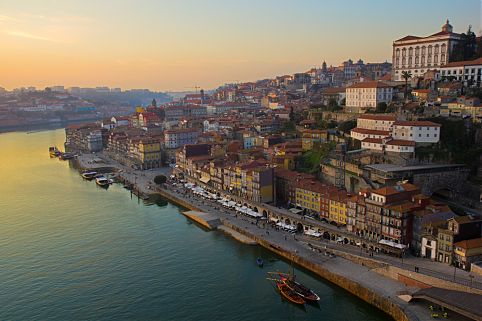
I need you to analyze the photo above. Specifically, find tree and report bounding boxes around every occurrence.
[375,102,388,113]
[289,106,295,121]
[451,25,478,62]
[401,71,412,100]
[338,119,357,133]
[152,98,157,107]
[154,174,167,185]
[327,98,338,110]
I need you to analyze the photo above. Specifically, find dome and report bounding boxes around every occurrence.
[442,19,453,33]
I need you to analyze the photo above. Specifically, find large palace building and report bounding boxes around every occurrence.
[392,20,461,81]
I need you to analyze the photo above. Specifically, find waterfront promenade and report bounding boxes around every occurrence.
[75,153,481,320]
[158,181,481,321]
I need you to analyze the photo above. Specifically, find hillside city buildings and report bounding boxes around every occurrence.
[57,18,482,273]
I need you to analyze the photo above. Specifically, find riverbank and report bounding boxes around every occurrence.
[72,152,479,320]
[153,186,416,321]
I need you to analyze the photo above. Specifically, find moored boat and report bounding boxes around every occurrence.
[59,152,74,160]
[256,257,264,267]
[276,282,305,305]
[81,171,97,180]
[49,146,61,157]
[280,275,320,301]
[95,176,110,187]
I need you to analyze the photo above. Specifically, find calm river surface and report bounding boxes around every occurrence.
[0,129,390,321]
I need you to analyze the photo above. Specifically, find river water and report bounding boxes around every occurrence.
[0,129,390,321]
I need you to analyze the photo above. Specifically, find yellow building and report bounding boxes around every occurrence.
[295,181,323,213]
[135,106,146,113]
[301,129,328,151]
[454,237,482,270]
[136,138,161,169]
[329,191,348,225]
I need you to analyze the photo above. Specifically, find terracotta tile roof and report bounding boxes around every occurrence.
[275,169,315,181]
[442,57,482,68]
[358,114,396,121]
[372,183,419,196]
[385,201,418,212]
[454,237,482,250]
[164,128,199,134]
[394,121,441,127]
[362,137,382,144]
[322,87,346,94]
[348,81,392,89]
[351,128,390,136]
[385,139,416,147]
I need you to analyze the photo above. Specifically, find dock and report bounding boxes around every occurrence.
[182,211,222,230]
[218,225,257,245]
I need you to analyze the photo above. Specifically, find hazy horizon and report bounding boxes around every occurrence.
[1,0,480,92]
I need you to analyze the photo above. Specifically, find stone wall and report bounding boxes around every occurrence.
[222,221,410,321]
[373,265,482,295]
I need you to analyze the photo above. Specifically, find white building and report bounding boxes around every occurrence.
[392,20,461,81]
[439,57,482,87]
[345,81,393,113]
[392,121,441,144]
[352,115,440,153]
[87,130,103,152]
[203,120,219,132]
[164,128,200,149]
[355,114,396,131]
[361,137,416,153]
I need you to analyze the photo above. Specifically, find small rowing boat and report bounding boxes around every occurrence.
[81,171,97,180]
[256,257,264,267]
[276,282,305,305]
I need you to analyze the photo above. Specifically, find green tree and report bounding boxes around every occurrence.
[401,71,412,100]
[327,98,342,112]
[375,102,388,113]
[154,174,167,185]
[338,119,357,133]
[451,26,478,61]
[280,120,296,133]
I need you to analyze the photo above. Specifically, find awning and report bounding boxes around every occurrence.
[289,208,303,214]
[200,177,210,184]
[379,239,407,249]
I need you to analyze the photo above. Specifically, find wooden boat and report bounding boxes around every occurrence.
[95,176,110,187]
[276,282,305,305]
[268,271,320,302]
[49,146,61,157]
[280,274,320,301]
[81,171,97,180]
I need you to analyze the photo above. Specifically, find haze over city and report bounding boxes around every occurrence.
[1,1,482,320]
[0,0,480,91]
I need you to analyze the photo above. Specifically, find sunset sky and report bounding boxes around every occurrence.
[0,0,480,91]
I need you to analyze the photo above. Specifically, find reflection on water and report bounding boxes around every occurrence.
[0,129,390,321]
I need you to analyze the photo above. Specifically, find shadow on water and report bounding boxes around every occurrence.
[144,194,169,207]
